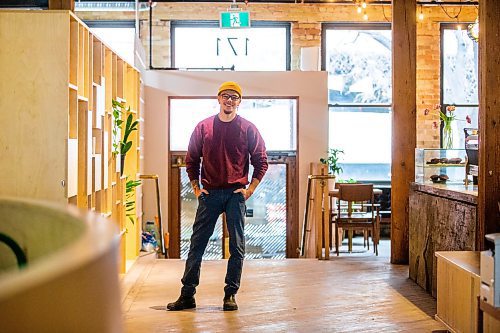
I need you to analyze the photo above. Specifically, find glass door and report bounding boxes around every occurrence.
[176,158,290,260]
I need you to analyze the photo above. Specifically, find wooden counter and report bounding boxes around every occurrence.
[409,182,479,297]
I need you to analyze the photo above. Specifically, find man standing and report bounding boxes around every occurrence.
[167,81,268,311]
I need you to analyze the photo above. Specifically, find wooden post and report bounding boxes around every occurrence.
[314,171,323,259]
[321,167,330,260]
[303,164,317,258]
[168,165,181,259]
[391,0,416,264]
[303,163,332,259]
[478,0,500,244]
[48,0,74,11]
[286,156,299,258]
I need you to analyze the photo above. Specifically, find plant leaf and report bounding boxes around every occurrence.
[121,141,132,155]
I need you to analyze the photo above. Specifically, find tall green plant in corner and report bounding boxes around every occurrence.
[121,111,140,224]
[320,148,344,176]
[112,99,141,224]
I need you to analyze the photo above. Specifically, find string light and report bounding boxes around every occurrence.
[438,3,463,31]
[418,5,424,21]
[354,0,362,14]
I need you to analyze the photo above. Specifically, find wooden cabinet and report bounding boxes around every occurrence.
[435,251,500,333]
[0,10,142,272]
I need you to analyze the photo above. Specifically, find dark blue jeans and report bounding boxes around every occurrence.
[181,188,246,297]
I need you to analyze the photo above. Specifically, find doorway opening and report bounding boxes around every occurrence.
[168,97,298,259]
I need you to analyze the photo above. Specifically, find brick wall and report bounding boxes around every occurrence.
[77,3,477,148]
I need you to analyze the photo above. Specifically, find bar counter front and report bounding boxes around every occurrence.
[409,182,479,297]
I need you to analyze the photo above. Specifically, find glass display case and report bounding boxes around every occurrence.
[415,148,467,184]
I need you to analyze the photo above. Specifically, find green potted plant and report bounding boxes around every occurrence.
[112,99,141,224]
[320,148,345,190]
[320,148,344,176]
[121,111,140,224]
[111,99,139,174]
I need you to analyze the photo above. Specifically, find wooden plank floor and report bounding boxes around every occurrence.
[122,241,445,332]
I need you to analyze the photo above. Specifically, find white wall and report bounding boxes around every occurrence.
[142,70,328,253]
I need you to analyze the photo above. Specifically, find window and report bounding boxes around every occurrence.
[171,21,290,70]
[441,24,479,149]
[86,21,136,65]
[170,98,297,151]
[322,24,392,182]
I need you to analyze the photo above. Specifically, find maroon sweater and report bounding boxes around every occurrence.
[186,115,268,190]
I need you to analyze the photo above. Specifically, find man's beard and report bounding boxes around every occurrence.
[223,106,236,114]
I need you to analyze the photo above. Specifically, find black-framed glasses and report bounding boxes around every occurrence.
[220,94,241,101]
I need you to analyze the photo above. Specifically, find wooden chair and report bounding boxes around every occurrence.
[334,183,380,256]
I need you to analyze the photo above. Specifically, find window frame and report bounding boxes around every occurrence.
[168,96,298,153]
[321,23,392,183]
[84,20,137,66]
[170,20,291,70]
[440,23,479,148]
[321,22,392,108]
[84,20,136,29]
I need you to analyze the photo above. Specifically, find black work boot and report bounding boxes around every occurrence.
[223,294,238,311]
[167,295,196,311]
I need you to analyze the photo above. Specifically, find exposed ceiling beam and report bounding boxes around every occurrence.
[1,0,479,8]
[74,0,479,5]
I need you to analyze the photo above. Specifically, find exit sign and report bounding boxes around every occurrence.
[220,11,251,28]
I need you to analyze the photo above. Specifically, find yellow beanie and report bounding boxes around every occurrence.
[218,81,242,97]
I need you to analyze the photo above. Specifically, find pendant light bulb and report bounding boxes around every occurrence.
[418,6,424,21]
[362,1,367,9]
[357,5,362,14]
[363,11,368,21]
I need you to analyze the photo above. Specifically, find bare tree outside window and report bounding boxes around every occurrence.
[326,29,392,105]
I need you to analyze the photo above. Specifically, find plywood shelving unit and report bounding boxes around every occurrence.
[0,10,142,272]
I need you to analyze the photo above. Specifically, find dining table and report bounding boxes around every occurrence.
[328,187,383,253]
[329,188,383,198]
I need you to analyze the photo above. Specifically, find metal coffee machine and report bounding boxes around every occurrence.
[464,128,478,185]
